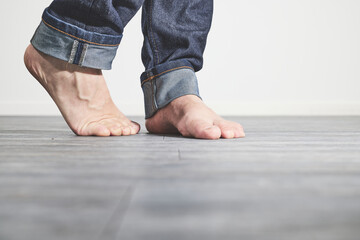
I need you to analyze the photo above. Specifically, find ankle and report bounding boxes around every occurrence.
[170,95,201,108]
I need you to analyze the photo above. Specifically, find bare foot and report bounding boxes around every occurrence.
[145,95,245,139]
[24,44,140,136]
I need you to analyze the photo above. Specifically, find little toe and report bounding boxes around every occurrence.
[232,123,245,138]
[234,125,245,138]
[130,121,141,135]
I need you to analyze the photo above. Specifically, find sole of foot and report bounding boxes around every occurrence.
[145,95,245,140]
[24,44,140,137]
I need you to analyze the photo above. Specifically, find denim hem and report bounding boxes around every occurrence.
[30,9,122,70]
[42,8,122,46]
[141,61,201,119]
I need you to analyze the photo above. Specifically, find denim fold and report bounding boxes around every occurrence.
[140,60,201,118]
[30,0,213,118]
[31,8,121,70]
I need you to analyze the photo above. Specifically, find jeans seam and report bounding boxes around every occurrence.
[151,78,157,112]
[79,44,88,66]
[147,0,160,65]
[69,40,79,64]
[42,19,120,47]
[141,66,194,86]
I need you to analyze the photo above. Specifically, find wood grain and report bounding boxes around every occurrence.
[0,116,359,240]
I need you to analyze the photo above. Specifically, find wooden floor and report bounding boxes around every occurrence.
[0,116,360,240]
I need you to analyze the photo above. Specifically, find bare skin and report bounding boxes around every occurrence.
[146,95,245,139]
[24,44,244,139]
[24,44,140,136]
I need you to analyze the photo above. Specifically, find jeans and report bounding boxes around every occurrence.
[31,0,213,118]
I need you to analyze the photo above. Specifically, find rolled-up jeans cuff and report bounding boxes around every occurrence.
[141,60,201,119]
[30,8,121,70]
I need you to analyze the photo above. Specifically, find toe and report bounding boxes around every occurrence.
[233,123,245,138]
[234,125,245,138]
[121,126,132,136]
[110,125,123,136]
[217,120,245,139]
[188,119,221,140]
[76,122,111,136]
[130,121,141,135]
[90,124,111,136]
[201,125,222,140]
[101,118,135,136]
[221,127,235,139]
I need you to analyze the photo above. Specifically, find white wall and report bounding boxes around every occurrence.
[1,0,359,116]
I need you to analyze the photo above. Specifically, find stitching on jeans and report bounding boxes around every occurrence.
[148,0,160,64]
[42,19,120,47]
[69,40,79,63]
[151,78,157,112]
[73,42,84,65]
[79,44,88,66]
[141,66,194,86]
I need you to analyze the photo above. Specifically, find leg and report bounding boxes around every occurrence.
[141,0,245,139]
[25,0,144,136]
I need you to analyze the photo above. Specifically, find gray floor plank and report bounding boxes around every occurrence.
[0,116,359,240]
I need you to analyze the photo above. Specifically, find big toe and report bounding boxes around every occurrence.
[79,123,111,137]
[188,120,222,140]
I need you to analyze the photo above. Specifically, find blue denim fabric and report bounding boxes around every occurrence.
[30,0,213,118]
[31,20,119,69]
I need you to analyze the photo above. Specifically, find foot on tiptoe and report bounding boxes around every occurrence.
[145,95,245,140]
[24,44,140,136]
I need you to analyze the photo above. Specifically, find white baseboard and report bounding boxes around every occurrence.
[0,101,360,116]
